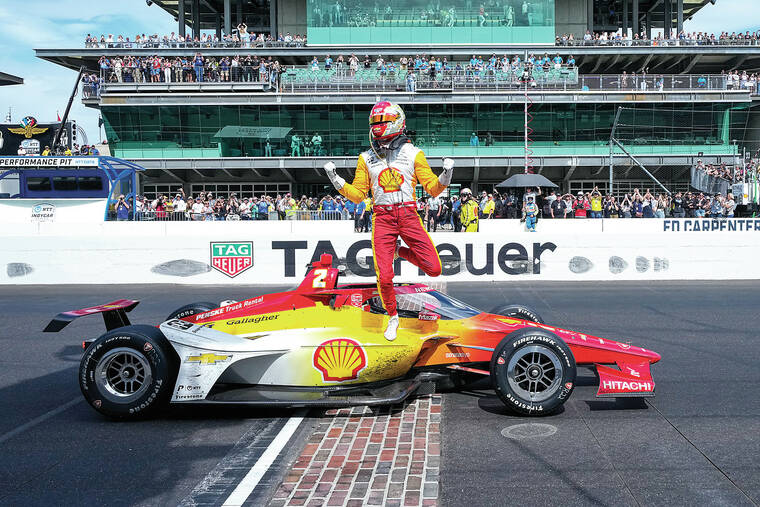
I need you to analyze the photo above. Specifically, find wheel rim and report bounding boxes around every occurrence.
[94,347,153,404]
[507,344,563,403]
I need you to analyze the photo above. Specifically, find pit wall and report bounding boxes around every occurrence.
[1,219,759,284]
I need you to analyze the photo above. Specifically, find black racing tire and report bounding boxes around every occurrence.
[79,325,178,419]
[490,304,544,324]
[165,301,218,321]
[490,328,576,416]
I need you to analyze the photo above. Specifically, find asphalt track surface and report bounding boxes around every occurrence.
[0,282,758,506]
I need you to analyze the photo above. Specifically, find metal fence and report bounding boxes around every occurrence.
[89,70,758,96]
[113,209,351,221]
[84,36,760,50]
[558,37,760,47]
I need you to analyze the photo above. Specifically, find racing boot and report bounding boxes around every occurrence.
[384,314,399,341]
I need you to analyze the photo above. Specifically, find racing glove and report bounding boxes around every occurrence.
[439,158,455,186]
[324,161,346,191]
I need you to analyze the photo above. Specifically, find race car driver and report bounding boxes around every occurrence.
[459,188,479,232]
[324,101,454,341]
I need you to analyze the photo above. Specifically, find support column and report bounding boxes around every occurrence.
[587,0,594,33]
[224,0,231,35]
[645,11,651,40]
[216,14,222,38]
[237,0,243,26]
[270,0,277,38]
[632,0,639,37]
[663,0,672,38]
[676,0,684,34]
[623,0,629,37]
[178,0,186,37]
[192,0,200,38]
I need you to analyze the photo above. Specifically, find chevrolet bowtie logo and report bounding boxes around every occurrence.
[185,353,231,365]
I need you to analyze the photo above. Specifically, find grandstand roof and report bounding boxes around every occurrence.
[147,0,270,31]
[0,71,23,86]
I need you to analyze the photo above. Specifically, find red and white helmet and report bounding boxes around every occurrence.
[369,101,405,142]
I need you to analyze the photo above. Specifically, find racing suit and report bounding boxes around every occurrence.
[460,198,479,232]
[331,137,451,317]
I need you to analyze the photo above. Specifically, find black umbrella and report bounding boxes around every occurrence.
[495,173,558,188]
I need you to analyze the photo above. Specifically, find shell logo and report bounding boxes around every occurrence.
[378,167,404,193]
[313,338,367,382]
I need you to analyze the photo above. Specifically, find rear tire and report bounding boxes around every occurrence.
[490,328,576,416]
[79,325,178,419]
[165,301,217,321]
[490,304,544,324]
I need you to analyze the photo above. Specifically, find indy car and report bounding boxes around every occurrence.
[45,254,661,419]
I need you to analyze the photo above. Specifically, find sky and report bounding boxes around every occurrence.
[0,0,758,146]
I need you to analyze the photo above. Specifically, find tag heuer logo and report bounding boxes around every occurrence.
[210,242,253,278]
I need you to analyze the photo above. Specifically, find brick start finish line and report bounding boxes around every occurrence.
[270,396,442,507]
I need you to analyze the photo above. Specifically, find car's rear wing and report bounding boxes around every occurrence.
[43,299,139,333]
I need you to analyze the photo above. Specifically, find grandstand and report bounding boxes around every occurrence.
[35,0,760,199]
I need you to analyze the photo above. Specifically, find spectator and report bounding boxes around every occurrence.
[469,133,479,146]
[115,195,130,221]
[589,187,603,218]
[573,191,589,218]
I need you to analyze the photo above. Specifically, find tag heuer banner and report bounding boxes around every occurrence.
[0,117,71,156]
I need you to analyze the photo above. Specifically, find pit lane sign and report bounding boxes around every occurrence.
[210,242,253,278]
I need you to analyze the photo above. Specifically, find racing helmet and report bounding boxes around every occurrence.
[369,101,405,142]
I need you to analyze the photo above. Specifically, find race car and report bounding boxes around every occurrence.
[45,254,661,419]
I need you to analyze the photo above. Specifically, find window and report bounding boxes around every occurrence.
[26,177,51,192]
[53,176,77,191]
[78,176,103,191]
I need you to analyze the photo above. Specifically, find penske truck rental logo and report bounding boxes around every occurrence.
[210,242,253,278]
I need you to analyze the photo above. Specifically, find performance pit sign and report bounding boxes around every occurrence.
[210,242,253,278]
[0,157,99,167]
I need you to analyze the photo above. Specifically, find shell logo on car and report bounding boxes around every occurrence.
[313,338,368,382]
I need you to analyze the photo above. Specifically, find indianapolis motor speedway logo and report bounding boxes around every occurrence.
[210,242,253,278]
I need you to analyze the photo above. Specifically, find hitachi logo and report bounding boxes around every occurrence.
[602,381,652,391]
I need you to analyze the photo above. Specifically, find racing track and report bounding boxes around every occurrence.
[0,282,758,506]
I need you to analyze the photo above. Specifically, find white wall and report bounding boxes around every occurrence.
[2,218,760,284]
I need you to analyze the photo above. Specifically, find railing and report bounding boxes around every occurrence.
[83,36,760,50]
[557,37,760,47]
[115,208,352,221]
[86,69,759,97]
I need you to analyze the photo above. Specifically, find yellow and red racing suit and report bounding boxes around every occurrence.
[337,139,447,316]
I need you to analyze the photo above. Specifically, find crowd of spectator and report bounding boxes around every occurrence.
[17,143,101,157]
[89,51,576,92]
[84,26,306,49]
[84,27,760,51]
[94,54,282,85]
[694,157,760,183]
[558,29,760,46]
[121,184,740,224]
[532,187,738,219]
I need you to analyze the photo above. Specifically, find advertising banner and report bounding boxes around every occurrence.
[2,220,760,284]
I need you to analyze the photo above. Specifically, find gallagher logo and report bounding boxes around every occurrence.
[210,242,253,277]
[313,338,367,382]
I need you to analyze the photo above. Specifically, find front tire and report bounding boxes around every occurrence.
[490,328,576,416]
[79,325,178,419]
[490,304,544,324]
[165,301,218,321]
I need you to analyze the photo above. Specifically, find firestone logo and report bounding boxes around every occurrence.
[210,242,253,278]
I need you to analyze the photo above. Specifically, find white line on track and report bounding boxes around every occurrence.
[0,397,82,445]
[222,410,307,507]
